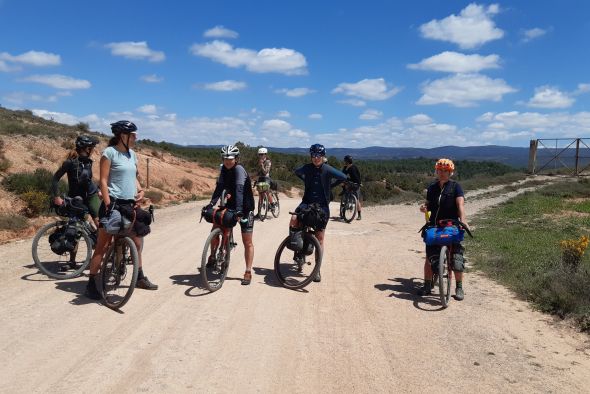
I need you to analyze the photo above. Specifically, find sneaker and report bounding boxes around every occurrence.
[206,255,215,268]
[313,271,321,282]
[356,213,361,220]
[85,278,101,300]
[136,276,158,290]
[417,284,432,296]
[60,261,78,272]
[455,287,464,301]
[241,271,252,285]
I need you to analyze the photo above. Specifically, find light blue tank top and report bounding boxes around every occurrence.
[102,146,137,200]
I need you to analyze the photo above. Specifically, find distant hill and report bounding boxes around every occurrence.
[268,146,530,168]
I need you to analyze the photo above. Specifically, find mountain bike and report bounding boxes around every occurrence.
[421,219,472,308]
[255,181,280,221]
[100,231,140,309]
[31,197,97,279]
[200,191,238,292]
[274,209,323,290]
[339,181,360,223]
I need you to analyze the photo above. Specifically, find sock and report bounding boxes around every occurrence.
[456,280,463,288]
[138,268,145,280]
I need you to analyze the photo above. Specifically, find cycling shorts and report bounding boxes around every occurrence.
[86,194,100,219]
[239,211,255,233]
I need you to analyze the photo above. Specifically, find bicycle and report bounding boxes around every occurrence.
[200,191,238,292]
[31,197,97,279]
[339,181,360,223]
[274,207,323,290]
[421,219,472,308]
[255,181,280,221]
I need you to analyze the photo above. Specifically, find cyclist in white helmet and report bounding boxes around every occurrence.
[204,144,256,285]
[254,147,276,215]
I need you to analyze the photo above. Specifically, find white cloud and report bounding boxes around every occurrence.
[21,74,91,89]
[574,83,590,95]
[0,50,61,66]
[309,113,322,120]
[276,110,291,118]
[105,41,165,62]
[2,91,60,105]
[338,99,366,107]
[408,51,500,73]
[274,87,315,97]
[525,86,574,109]
[359,109,383,120]
[419,3,503,49]
[204,25,238,39]
[522,28,547,43]
[202,80,247,91]
[0,60,18,72]
[32,109,100,127]
[405,114,433,125]
[137,104,158,114]
[332,78,400,101]
[259,119,310,145]
[140,74,163,83]
[417,73,516,107]
[190,40,307,75]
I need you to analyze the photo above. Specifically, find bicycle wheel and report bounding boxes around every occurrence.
[258,193,269,221]
[32,221,92,279]
[101,237,139,309]
[342,193,358,223]
[274,233,322,289]
[270,191,280,218]
[438,246,452,308]
[201,228,231,292]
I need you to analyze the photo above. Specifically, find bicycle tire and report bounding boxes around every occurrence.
[270,191,280,218]
[101,237,139,309]
[201,227,231,292]
[32,221,92,279]
[438,246,452,308]
[258,193,269,221]
[274,233,322,290]
[342,193,358,223]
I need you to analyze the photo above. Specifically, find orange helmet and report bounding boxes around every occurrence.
[435,158,455,172]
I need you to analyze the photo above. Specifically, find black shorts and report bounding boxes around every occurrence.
[239,211,255,233]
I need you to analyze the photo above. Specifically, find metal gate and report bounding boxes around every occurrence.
[528,138,590,175]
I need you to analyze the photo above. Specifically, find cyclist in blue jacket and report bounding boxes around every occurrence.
[289,144,347,282]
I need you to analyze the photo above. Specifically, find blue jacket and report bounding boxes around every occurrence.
[294,163,347,207]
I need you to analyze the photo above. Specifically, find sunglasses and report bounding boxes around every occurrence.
[311,153,323,158]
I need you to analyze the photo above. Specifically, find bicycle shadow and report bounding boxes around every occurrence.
[170,272,242,297]
[53,280,99,306]
[252,266,309,293]
[20,263,89,282]
[374,277,446,312]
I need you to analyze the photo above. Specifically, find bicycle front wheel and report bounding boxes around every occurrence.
[258,193,269,221]
[274,233,322,290]
[270,191,280,218]
[32,221,92,279]
[101,237,139,309]
[201,228,231,292]
[342,193,358,223]
[438,246,452,308]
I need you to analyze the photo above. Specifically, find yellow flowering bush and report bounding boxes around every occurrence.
[560,235,589,269]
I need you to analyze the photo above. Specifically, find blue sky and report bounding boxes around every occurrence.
[1,0,589,148]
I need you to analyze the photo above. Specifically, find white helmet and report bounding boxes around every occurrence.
[258,147,268,155]
[221,144,240,159]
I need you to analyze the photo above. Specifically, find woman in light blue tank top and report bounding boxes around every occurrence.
[84,121,158,300]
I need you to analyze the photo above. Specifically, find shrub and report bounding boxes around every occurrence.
[0,158,10,172]
[21,190,49,217]
[0,214,28,231]
[560,236,589,270]
[144,189,164,203]
[179,178,193,191]
[151,180,164,189]
[2,168,58,195]
[76,122,90,132]
[61,140,75,150]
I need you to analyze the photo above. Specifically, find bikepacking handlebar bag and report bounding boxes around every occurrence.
[423,226,464,246]
[100,208,133,235]
[256,181,270,192]
[203,207,238,228]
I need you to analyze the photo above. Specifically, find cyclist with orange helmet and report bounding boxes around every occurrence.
[418,158,469,300]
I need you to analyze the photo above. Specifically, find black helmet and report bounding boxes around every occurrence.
[110,120,137,134]
[309,143,326,156]
[344,155,353,164]
[75,135,99,149]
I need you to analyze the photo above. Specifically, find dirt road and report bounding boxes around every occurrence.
[1,189,589,393]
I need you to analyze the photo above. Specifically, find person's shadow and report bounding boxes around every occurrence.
[170,270,241,297]
[374,277,446,311]
[252,266,309,293]
[53,280,98,306]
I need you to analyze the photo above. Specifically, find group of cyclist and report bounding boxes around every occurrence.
[51,121,468,300]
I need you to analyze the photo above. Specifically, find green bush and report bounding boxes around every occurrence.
[1,168,63,195]
[0,214,28,231]
[21,190,50,217]
[144,189,163,203]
